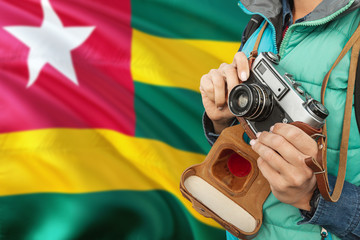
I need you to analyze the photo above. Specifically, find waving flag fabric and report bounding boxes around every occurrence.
[0,0,249,239]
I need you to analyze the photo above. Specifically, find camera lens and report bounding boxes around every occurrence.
[238,94,249,108]
[228,83,274,121]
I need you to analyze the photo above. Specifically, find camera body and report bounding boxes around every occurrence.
[228,52,329,134]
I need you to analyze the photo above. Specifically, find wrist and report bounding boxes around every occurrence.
[301,188,321,218]
[212,118,235,134]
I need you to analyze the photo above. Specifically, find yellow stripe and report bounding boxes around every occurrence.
[0,129,219,228]
[131,29,240,92]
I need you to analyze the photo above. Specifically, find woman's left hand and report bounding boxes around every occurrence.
[250,123,318,211]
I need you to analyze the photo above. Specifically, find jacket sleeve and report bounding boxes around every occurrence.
[298,175,360,240]
[202,112,220,146]
[202,112,237,146]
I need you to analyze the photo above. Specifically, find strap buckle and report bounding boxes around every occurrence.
[310,133,326,141]
[314,169,326,175]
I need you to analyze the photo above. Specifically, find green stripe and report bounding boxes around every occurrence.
[134,81,210,155]
[0,190,224,240]
[131,0,250,41]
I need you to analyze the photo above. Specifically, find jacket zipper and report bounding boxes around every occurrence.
[279,0,354,56]
[320,227,328,240]
[237,1,278,53]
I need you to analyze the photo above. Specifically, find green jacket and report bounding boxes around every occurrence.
[237,0,360,239]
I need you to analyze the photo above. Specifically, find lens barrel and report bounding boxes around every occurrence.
[229,83,273,121]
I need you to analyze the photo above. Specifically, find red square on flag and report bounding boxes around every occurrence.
[0,0,135,136]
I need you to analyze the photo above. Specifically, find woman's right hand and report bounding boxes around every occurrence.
[200,52,250,134]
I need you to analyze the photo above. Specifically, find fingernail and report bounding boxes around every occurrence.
[250,139,256,146]
[218,107,223,111]
[270,126,274,132]
[256,132,261,138]
[240,71,248,81]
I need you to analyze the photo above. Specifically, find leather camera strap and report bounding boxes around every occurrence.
[249,21,268,68]
[305,23,360,202]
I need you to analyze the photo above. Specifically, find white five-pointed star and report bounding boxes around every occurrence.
[4,0,95,87]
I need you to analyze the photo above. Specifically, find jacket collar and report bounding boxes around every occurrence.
[239,0,360,48]
[239,0,360,23]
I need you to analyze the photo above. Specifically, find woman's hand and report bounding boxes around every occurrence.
[250,123,318,211]
[200,52,249,134]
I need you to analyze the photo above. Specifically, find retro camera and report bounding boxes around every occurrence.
[228,52,329,133]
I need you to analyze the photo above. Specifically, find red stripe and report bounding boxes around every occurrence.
[0,0,135,135]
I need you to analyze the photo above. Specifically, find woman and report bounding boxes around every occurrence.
[200,0,360,239]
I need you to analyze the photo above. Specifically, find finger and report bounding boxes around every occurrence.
[257,131,307,167]
[233,52,250,81]
[209,69,226,108]
[251,138,292,173]
[219,63,240,94]
[257,157,282,184]
[271,123,318,158]
[200,74,215,101]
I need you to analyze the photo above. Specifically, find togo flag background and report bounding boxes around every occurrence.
[0,0,249,239]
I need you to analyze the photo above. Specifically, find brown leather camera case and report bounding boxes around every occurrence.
[180,124,270,239]
[180,120,322,239]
